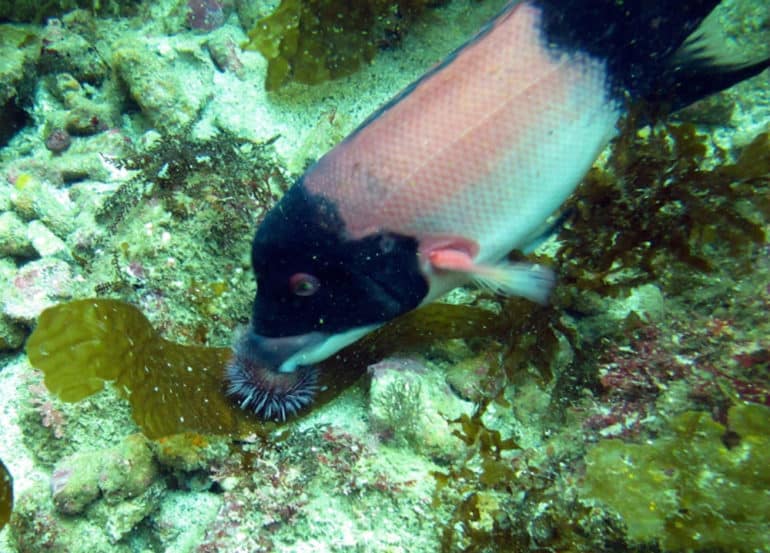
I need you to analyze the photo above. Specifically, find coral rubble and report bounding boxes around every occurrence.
[0,0,768,551]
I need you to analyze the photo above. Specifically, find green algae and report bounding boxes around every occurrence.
[244,0,440,90]
[26,298,508,438]
[0,457,11,530]
[582,403,770,551]
[370,374,424,444]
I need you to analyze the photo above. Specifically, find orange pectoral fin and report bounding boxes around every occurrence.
[422,236,481,274]
[423,240,555,304]
[428,248,477,273]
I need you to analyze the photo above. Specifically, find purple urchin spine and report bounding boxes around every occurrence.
[225,330,318,422]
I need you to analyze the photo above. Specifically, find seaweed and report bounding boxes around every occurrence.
[369,376,424,443]
[98,131,286,244]
[437,490,528,553]
[243,0,446,90]
[450,410,520,487]
[0,457,10,530]
[496,298,561,386]
[86,131,291,345]
[26,299,241,438]
[26,298,509,438]
[430,394,524,552]
[431,395,629,553]
[582,403,770,551]
[557,122,770,297]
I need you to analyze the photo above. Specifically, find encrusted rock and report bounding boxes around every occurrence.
[444,350,506,404]
[9,173,76,237]
[2,257,73,323]
[368,356,472,458]
[37,19,108,85]
[0,313,25,350]
[51,434,160,515]
[27,220,68,258]
[151,432,230,473]
[0,211,34,257]
[112,37,213,134]
[0,24,40,107]
[92,481,166,543]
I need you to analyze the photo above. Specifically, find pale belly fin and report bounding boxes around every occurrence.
[428,246,554,305]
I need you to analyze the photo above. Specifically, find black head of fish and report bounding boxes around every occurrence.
[225,178,429,420]
[249,178,428,361]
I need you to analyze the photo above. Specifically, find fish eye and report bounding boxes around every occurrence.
[289,272,320,296]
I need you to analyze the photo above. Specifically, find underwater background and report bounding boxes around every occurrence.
[0,0,769,552]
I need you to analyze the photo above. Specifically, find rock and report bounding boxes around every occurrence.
[2,257,73,323]
[0,313,26,350]
[0,186,9,211]
[151,432,230,473]
[52,75,118,136]
[444,350,506,404]
[0,24,40,106]
[150,491,222,551]
[112,37,213,134]
[91,481,166,543]
[44,128,72,152]
[37,19,108,85]
[368,356,473,459]
[50,463,100,515]
[27,220,68,258]
[207,32,245,79]
[0,211,34,257]
[607,283,666,323]
[100,435,160,504]
[0,24,40,145]
[9,173,76,237]
[51,434,160,516]
[8,483,131,553]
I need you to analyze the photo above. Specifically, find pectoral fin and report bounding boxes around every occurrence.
[427,246,555,304]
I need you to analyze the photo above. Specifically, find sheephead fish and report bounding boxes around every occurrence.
[227,0,770,420]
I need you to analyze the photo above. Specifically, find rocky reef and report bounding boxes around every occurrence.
[0,0,769,552]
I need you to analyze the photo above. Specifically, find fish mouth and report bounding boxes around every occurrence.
[226,328,322,421]
[241,323,383,374]
[235,327,328,373]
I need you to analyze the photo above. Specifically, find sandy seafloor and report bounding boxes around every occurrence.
[1,0,769,552]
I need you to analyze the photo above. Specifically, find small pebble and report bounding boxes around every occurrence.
[45,128,72,153]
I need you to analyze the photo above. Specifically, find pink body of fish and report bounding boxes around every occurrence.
[305,3,614,304]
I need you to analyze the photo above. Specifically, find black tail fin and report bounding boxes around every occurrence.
[647,29,770,112]
[534,0,770,111]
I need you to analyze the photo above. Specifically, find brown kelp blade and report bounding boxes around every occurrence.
[26,299,505,438]
[1,458,11,530]
[27,299,260,439]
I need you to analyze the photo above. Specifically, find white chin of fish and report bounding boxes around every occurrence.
[278,324,383,373]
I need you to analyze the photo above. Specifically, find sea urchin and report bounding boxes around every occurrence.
[225,327,319,422]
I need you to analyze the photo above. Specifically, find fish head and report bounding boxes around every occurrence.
[247,179,429,373]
